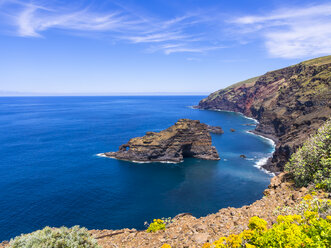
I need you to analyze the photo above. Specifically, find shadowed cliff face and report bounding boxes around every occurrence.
[103,119,220,163]
[198,55,331,172]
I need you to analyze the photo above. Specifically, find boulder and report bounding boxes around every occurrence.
[207,125,224,134]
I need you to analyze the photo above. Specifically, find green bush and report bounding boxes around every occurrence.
[9,226,100,248]
[146,217,172,233]
[285,119,331,191]
[146,219,166,233]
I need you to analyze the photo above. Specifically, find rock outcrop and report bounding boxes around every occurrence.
[198,55,331,172]
[207,125,224,134]
[102,119,220,163]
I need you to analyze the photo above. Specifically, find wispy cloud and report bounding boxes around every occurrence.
[4,1,141,37]
[125,32,191,43]
[0,0,221,55]
[231,3,331,58]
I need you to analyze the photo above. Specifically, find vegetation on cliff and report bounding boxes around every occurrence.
[201,194,331,248]
[146,218,172,233]
[204,198,331,248]
[2,56,331,248]
[9,226,100,248]
[285,119,331,191]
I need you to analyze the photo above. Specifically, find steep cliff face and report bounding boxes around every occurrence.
[102,119,220,163]
[198,55,331,172]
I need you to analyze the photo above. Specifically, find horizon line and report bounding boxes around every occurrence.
[0,91,211,97]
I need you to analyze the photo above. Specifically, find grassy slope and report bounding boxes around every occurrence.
[205,55,331,102]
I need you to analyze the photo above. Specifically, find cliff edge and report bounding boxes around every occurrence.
[198,55,331,172]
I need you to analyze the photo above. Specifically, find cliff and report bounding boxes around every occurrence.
[101,119,220,163]
[198,55,331,172]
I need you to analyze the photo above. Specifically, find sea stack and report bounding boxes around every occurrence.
[102,119,220,163]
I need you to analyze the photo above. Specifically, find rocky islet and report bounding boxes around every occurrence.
[101,119,220,163]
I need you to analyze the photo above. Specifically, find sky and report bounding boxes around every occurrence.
[0,0,330,95]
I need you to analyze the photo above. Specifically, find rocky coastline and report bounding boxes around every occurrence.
[197,55,331,172]
[88,173,312,248]
[100,119,220,163]
[1,56,330,248]
[0,172,325,248]
[88,56,330,247]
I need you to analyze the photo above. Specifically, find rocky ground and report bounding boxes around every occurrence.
[87,173,310,248]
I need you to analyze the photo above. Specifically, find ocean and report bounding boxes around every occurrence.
[0,96,274,241]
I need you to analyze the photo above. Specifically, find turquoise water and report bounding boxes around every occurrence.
[0,96,274,241]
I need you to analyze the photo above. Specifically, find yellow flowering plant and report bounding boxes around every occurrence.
[146,217,172,233]
[205,197,331,248]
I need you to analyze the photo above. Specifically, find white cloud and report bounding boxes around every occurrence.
[0,0,221,55]
[11,2,139,37]
[231,3,331,58]
[125,32,191,43]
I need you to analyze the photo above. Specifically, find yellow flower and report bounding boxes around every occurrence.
[248,216,267,232]
[304,211,318,220]
[242,229,254,240]
[202,243,212,248]
[303,194,313,201]
[161,244,171,248]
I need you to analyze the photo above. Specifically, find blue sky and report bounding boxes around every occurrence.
[0,0,330,95]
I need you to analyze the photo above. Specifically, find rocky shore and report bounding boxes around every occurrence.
[0,173,326,248]
[88,173,310,248]
[100,119,220,163]
[2,56,329,248]
[198,55,331,172]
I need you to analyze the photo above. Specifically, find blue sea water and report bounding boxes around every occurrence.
[0,96,274,241]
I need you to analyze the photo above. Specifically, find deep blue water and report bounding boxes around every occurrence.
[0,96,274,241]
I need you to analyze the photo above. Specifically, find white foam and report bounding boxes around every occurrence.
[244,130,276,176]
[242,116,259,124]
[96,153,180,164]
[96,153,108,157]
[253,157,275,176]
[132,160,180,164]
[246,131,276,148]
[201,108,259,124]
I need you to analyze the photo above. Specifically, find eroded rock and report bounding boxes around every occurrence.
[102,119,220,163]
[207,125,224,134]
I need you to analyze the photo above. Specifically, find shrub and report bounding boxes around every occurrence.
[208,196,331,247]
[275,194,331,219]
[146,219,166,233]
[285,119,331,191]
[9,226,100,248]
[146,217,172,233]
